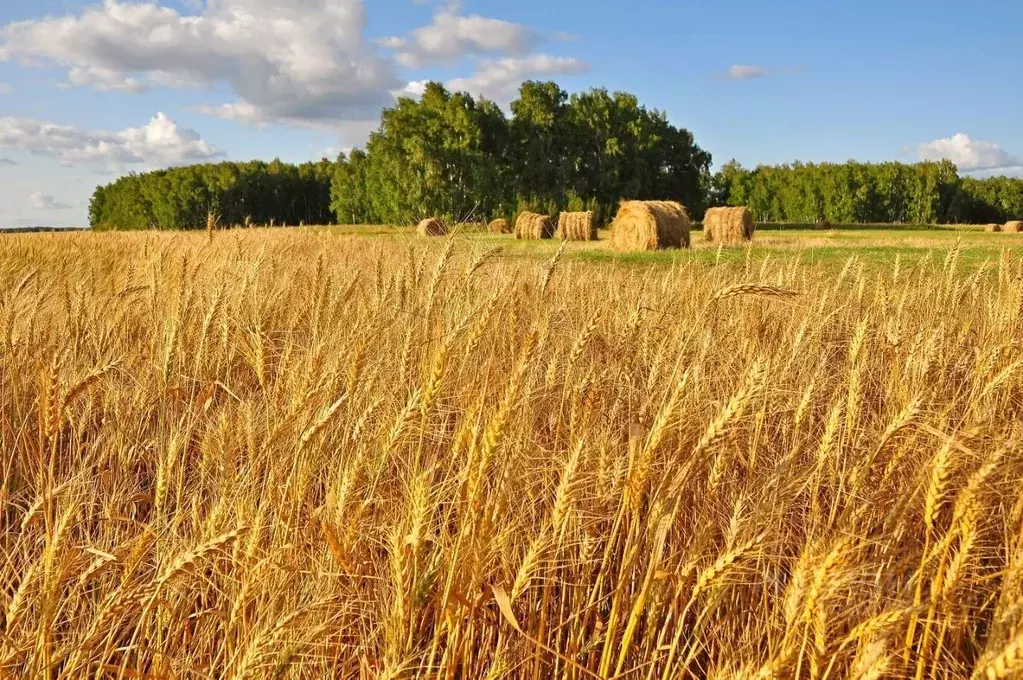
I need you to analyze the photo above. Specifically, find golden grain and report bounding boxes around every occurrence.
[0,228,1020,678]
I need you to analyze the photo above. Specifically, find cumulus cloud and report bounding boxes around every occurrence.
[446,55,589,104]
[917,133,1022,174]
[726,65,769,80]
[717,64,803,81]
[399,80,430,98]
[30,192,73,210]
[0,1,586,128]
[385,4,543,68]
[319,120,382,155]
[0,112,222,167]
[63,66,146,92]
[0,0,401,126]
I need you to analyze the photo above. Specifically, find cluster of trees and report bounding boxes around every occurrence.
[89,80,1023,230]
[713,160,1023,224]
[331,82,712,226]
[89,82,711,230]
[957,176,1023,224]
[89,160,335,230]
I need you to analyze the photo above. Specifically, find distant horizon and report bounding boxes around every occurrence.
[0,224,90,232]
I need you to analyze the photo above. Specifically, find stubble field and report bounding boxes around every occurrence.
[1,227,1022,679]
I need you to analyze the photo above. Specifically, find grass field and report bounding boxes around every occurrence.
[316,223,1022,268]
[2,226,1023,678]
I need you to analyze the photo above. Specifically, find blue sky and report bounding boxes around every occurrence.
[2,0,1021,228]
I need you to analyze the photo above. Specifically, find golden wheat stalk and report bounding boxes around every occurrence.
[154,526,248,590]
[977,621,1023,679]
[299,393,348,445]
[711,283,800,302]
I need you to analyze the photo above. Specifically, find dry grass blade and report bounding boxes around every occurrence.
[491,585,604,679]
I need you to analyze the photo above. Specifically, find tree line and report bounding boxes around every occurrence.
[89,81,712,230]
[713,160,1023,224]
[89,160,335,230]
[88,80,1022,230]
[331,81,712,227]
[957,176,1023,224]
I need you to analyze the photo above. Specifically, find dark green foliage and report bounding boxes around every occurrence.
[712,160,1023,224]
[330,150,375,225]
[89,159,335,230]
[357,82,511,225]
[508,81,575,217]
[330,81,712,227]
[957,176,1023,224]
[567,88,711,224]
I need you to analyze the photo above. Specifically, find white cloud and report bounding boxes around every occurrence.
[726,65,769,80]
[718,64,803,81]
[0,112,223,167]
[0,158,16,166]
[376,36,406,49]
[327,120,380,151]
[399,80,430,98]
[193,102,267,127]
[386,4,543,68]
[0,1,586,132]
[63,65,146,92]
[447,55,589,104]
[30,192,73,210]
[0,0,401,126]
[963,166,1023,179]
[917,133,1022,173]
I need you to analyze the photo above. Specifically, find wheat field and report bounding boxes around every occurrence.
[1,229,1022,679]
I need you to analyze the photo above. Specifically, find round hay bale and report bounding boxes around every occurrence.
[515,212,555,240]
[608,201,691,251]
[417,218,448,237]
[703,207,755,244]
[488,218,512,234]
[985,223,1003,233]
[1005,221,1023,233]
[556,211,597,241]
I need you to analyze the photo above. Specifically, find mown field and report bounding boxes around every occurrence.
[1,227,1022,679]
[320,223,1023,268]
